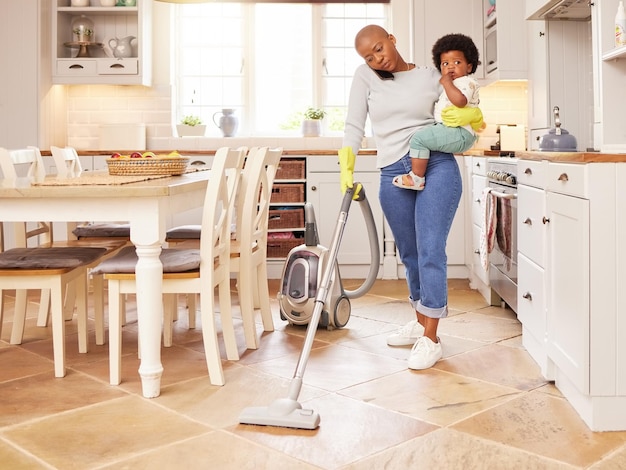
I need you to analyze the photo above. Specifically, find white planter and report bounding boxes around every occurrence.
[176,124,206,137]
[302,119,321,137]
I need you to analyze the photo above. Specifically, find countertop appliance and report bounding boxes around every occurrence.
[486,157,518,313]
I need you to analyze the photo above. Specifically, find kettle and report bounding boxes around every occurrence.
[108,36,136,59]
[538,106,578,152]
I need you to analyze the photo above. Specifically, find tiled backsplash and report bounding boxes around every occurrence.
[65,80,527,151]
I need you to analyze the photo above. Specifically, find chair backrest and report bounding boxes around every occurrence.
[199,146,247,274]
[235,147,284,252]
[0,146,52,247]
[0,146,45,183]
[50,146,83,178]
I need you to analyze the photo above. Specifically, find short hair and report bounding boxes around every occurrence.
[431,33,480,73]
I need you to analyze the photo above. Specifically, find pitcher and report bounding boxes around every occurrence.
[108,36,136,59]
[212,109,238,137]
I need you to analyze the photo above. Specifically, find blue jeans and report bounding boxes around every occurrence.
[379,152,462,319]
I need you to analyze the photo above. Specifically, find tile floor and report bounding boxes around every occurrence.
[1,279,626,469]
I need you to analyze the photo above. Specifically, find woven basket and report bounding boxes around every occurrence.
[106,157,190,176]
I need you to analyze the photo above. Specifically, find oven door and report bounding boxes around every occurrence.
[488,181,518,312]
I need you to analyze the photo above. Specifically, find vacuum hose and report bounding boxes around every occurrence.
[343,186,380,299]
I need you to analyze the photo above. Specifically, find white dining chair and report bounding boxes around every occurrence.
[227,146,283,350]
[50,145,83,179]
[0,147,126,360]
[92,146,246,386]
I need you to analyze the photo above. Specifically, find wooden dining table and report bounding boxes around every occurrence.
[0,170,211,398]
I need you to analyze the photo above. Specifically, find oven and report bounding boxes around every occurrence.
[486,157,517,312]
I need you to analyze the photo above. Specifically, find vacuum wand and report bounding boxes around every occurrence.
[238,186,359,430]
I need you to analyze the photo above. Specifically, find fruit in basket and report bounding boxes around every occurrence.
[168,151,181,158]
[111,152,122,159]
[130,152,143,158]
[142,151,156,158]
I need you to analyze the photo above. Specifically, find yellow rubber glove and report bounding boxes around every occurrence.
[441,106,485,132]
[338,146,362,199]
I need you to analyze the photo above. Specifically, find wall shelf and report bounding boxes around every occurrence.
[602,45,626,61]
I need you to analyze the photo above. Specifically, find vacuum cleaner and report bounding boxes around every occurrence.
[277,184,379,329]
[239,184,379,430]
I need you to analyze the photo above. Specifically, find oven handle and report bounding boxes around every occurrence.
[489,189,517,200]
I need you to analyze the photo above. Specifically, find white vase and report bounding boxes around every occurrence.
[301,119,321,137]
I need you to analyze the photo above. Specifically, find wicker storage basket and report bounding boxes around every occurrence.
[268,208,304,230]
[106,157,190,176]
[275,159,305,180]
[270,183,305,203]
[267,237,302,258]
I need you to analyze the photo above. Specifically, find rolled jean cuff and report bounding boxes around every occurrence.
[412,298,448,319]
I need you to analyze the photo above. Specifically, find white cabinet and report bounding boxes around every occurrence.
[517,159,553,379]
[464,156,495,302]
[518,159,626,431]
[52,0,152,85]
[0,0,53,149]
[593,0,626,152]
[306,157,383,279]
[482,0,527,81]
[412,0,484,78]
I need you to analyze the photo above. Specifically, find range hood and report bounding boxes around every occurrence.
[527,0,591,21]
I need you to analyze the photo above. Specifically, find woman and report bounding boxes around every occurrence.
[339,24,483,369]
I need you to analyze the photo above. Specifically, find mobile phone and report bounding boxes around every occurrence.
[373,69,394,80]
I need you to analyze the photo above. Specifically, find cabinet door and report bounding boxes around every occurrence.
[546,191,590,394]
[518,184,546,267]
[527,20,550,132]
[0,0,39,147]
[412,0,483,77]
[307,171,382,267]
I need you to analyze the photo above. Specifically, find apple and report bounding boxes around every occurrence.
[142,151,156,158]
[130,152,143,158]
[110,152,121,159]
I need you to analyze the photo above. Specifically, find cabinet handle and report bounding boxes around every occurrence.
[69,64,84,69]
[524,217,532,226]
[522,292,533,301]
[557,173,569,182]
[311,186,317,191]
[539,31,545,37]
[475,162,481,168]
[542,216,550,224]
[110,63,125,69]
[524,168,532,175]
[475,198,481,203]
[474,249,480,254]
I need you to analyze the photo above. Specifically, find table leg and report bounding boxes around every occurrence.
[134,243,164,398]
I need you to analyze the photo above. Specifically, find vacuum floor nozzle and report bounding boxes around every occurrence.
[239,398,320,430]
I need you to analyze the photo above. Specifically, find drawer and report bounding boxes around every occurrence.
[56,59,97,76]
[517,253,546,346]
[97,59,139,75]
[307,155,377,173]
[546,162,587,198]
[518,184,546,267]
[472,157,488,176]
[517,159,547,189]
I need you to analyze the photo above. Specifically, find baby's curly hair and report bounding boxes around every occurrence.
[432,33,480,73]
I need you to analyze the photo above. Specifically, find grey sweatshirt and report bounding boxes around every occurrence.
[342,64,442,169]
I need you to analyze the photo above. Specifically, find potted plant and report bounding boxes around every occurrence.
[301,107,326,137]
[176,115,206,137]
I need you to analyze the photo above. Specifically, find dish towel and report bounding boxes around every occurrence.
[496,196,513,270]
[479,187,497,271]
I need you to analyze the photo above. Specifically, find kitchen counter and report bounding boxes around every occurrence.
[40,149,378,157]
[466,150,626,163]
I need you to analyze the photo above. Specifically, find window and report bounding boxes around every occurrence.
[175,3,388,137]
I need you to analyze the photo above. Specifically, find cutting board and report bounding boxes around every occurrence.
[500,125,526,151]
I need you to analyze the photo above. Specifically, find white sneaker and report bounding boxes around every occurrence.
[386,320,425,346]
[407,336,442,370]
